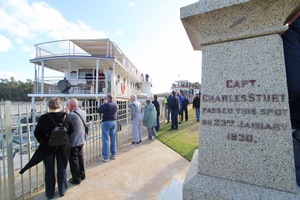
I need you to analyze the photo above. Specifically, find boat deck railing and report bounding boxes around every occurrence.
[33,39,144,82]
[32,76,141,97]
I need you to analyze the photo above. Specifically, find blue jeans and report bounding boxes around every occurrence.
[195,108,200,121]
[171,109,179,129]
[167,108,171,122]
[147,127,157,140]
[102,120,117,160]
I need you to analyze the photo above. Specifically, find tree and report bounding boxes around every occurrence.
[0,77,34,101]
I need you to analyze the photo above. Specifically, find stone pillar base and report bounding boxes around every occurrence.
[183,150,300,200]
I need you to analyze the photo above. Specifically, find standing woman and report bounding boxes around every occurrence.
[34,98,73,199]
[143,99,157,140]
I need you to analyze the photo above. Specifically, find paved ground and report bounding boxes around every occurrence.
[28,138,190,200]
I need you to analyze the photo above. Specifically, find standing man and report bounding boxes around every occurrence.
[152,94,160,131]
[98,69,106,93]
[193,93,201,122]
[85,71,93,86]
[169,91,180,130]
[167,94,172,123]
[67,98,87,185]
[181,94,189,122]
[178,92,184,123]
[130,94,143,144]
[107,67,113,93]
[97,94,118,162]
[163,96,168,122]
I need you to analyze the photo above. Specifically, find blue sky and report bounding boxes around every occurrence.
[0,0,201,93]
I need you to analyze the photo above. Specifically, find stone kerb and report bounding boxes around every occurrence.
[181,0,300,199]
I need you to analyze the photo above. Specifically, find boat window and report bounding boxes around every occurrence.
[78,69,91,79]
[70,71,77,78]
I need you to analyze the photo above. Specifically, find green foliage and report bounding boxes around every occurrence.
[157,109,199,161]
[0,77,34,101]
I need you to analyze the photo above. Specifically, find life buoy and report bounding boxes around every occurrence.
[121,83,125,94]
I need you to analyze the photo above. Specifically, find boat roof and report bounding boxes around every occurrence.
[30,38,138,74]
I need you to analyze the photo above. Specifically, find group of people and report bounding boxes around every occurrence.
[85,67,113,93]
[129,94,160,143]
[19,92,198,199]
[164,91,201,130]
[20,98,88,199]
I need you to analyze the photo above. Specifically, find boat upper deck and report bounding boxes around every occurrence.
[29,39,152,99]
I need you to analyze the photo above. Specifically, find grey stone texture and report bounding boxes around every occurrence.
[184,150,300,200]
[181,0,300,199]
[181,0,300,50]
[199,34,295,192]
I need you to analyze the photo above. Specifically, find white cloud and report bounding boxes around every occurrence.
[128,1,136,8]
[0,0,106,46]
[21,45,32,53]
[0,71,23,80]
[0,35,12,52]
[114,30,124,36]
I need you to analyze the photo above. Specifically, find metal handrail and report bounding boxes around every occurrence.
[0,100,166,199]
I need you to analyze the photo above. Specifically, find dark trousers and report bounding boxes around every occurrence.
[294,138,300,186]
[69,145,85,183]
[180,107,188,122]
[282,17,300,186]
[171,109,179,129]
[155,114,160,131]
[44,153,68,198]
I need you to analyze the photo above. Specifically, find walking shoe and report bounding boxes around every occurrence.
[69,178,80,185]
[111,155,116,160]
[102,158,109,162]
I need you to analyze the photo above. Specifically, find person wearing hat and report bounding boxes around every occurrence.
[193,93,201,122]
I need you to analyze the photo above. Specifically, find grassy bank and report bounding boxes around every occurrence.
[157,108,199,161]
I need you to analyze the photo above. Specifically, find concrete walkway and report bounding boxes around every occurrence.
[29,138,190,200]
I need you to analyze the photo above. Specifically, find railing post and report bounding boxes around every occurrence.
[5,101,15,199]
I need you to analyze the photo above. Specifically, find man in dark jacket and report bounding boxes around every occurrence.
[166,94,173,123]
[282,12,300,186]
[97,94,118,162]
[169,91,180,130]
[193,93,200,122]
[152,94,160,131]
[181,94,189,122]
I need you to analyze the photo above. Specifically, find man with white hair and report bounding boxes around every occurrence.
[67,98,87,185]
[130,95,143,144]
